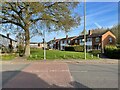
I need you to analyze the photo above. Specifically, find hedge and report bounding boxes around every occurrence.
[104,45,120,59]
[65,45,84,52]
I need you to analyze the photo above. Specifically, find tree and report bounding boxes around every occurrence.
[0,2,80,57]
[110,25,120,44]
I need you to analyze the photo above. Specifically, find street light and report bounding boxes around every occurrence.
[84,0,86,60]
[43,29,46,60]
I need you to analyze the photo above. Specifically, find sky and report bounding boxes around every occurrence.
[0,2,119,42]
[31,2,118,42]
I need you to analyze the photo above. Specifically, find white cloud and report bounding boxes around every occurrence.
[94,22,102,28]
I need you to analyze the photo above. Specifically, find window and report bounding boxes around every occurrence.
[62,40,64,44]
[64,40,66,44]
[80,39,83,43]
[75,40,77,43]
[68,40,70,44]
[87,38,92,42]
[95,37,100,42]
[109,37,112,43]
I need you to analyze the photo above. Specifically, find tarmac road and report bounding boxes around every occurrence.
[1,60,119,89]
[68,64,118,88]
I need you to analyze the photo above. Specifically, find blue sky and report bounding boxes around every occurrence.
[31,2,118,42]
[0,2,118,42]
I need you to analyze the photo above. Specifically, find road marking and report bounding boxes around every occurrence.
[71,71,88,72]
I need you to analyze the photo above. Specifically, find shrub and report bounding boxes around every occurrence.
[1,46,8,53]
[104,45,120,59]
[89,50,101,56]
[17,45,24,57]
[65,45,84,52]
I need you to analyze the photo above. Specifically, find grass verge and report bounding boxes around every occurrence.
[1,54,16,60]
[27,48,99,60]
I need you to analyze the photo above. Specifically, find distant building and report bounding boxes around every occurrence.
[30,42,47,48]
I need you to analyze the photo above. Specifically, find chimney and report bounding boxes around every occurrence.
[7,33,9,38]
[54,37,56,40]
[89,30,93,35]
[66,35,68,39]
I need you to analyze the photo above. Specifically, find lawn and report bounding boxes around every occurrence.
[1,54,16,60]
[28,48,98,60]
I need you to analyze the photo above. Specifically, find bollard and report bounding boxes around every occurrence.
[73,55,74,58]
[30,55,32,58]
[35,55,37,58]
[91,54,93,58]
[64,55,66,58]
[97,54,99,58]
[55,55,57,58]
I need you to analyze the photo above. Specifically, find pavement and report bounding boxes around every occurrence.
[1,58,119,89]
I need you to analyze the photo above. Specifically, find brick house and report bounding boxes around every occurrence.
[47,38,61,50]
[48,35,78,50]
[89,30,116,53]
[47,29,116,52]
[59,35,78,50]
[73,29,116,52]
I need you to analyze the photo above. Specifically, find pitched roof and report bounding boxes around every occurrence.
[60,36,77,40]
[75,34,89,39]
[89,30,109,37]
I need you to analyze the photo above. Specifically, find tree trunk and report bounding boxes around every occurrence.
[25,40,30,57]
[24,27,30,57]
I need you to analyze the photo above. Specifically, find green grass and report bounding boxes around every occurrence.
[28,48,98,60]
[1,54,16,60]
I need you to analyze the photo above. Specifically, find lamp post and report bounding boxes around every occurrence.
[84,0,86,60]
[43,29,46,60]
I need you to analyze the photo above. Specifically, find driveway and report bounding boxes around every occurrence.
[68,63,118,88]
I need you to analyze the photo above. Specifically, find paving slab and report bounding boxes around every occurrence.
[3,62,74,88]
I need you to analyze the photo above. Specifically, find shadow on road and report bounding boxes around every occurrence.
[2,71,90,89]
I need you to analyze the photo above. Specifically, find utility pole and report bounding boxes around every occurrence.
[43,29,46,60]
[84,0,86,60]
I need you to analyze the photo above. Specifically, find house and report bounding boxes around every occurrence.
[38,42,47,49]
[47,29,116,53]
[89,29,116,53]
[47,35,78,50]
[47,38,61,50]
[73,29,116,52]
[0,33,17,51]
[59,35,78,50]
[30,42,39,48]
[30,42,47,48]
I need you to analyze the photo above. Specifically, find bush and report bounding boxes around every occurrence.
[104,45,120,59]
[17,45,24,57]
[89,50,101,56]
[65,45,84,52]
[1,46,8,53]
